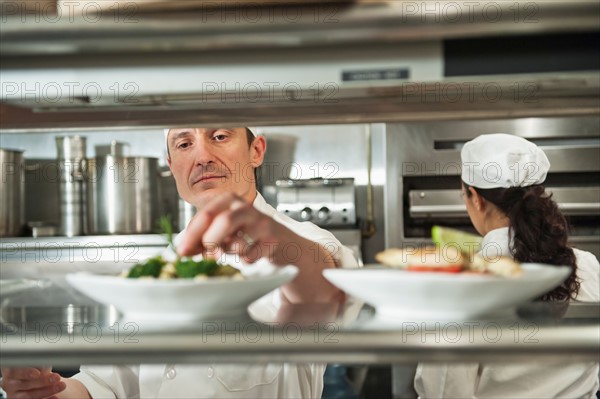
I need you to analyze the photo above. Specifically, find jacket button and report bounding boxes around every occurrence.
[166,367,176,380]
[207,367,214,379]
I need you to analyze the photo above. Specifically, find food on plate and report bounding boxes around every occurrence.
[126,256,166,278]
[375,248,410,268]
[375,247,464,272]
[375,246,465,272]
[123,257,242,280]
[375,245,523,278]
[123,216,242,280]
[431,225,482,256]
[470,254,522,278]
[405,246,464,273]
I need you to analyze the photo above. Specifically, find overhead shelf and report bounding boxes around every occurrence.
[1,71,599,131]
[2,2,599,58]
[1,1,599,130]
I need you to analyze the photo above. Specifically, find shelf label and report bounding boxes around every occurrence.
[342,68,410,82]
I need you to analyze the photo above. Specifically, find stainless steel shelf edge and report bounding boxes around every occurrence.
[2,2,598,56]
[2,325,598,367]
[2,72,599,131]
[0,234,167,249]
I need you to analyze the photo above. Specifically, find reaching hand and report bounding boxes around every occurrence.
[178,192,285,264]
[1,367,66,399]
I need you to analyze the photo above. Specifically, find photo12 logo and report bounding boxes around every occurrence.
[199,81,340,104]
[1,81,140,105]
[1,1,344,24]
[0,241,140,264]
[396,82,539,104]
[396,2,539,24]
[199,321,339,344]
[401,321,539,344]
[1,1,140,24]
[1,321,139,344]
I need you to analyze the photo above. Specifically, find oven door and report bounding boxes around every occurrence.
[407,186,600,256]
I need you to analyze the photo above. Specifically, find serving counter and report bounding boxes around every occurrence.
[1,275,598,367]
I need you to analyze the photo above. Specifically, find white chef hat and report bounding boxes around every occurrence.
[164,128,170,148]
[461,133,550,189]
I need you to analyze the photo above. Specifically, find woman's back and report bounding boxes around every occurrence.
[416,133,600,398]
[415,229,599,398]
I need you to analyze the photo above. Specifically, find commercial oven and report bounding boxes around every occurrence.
[384,116,600,258]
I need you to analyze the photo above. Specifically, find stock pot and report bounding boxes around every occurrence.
[85,155,160,234]
[0,149,25,237]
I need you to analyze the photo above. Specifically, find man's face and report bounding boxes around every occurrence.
[167,127,265,208]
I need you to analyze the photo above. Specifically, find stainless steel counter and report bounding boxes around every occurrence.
[1,277,598,367]
[0,231,362,266]
[0,235,168,266]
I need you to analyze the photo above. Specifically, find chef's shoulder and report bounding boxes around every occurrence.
[273,211,359,269]
[573,247,600,302]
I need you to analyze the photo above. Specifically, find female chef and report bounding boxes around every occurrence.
[414,133,600,398]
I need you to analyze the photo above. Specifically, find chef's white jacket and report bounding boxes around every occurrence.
[72,193,359,398]
[414,227,600,399]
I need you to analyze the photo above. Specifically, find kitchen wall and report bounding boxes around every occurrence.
[257,124,387,264]
[1,124,386,262]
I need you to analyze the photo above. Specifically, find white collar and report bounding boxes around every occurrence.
[480,226,512,258]
[252,191,276,217]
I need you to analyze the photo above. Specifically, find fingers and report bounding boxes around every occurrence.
[221,234,274,264]
[37,367,52,374]
[234,218,280,263]
[11,381,66,399]
[1,367,65,399]
[178,193,238,256]
[178,193,281,263]
[1,367,53,381]
[1,367,37,380]
[2,373,61,391]
[202,203,257,248]
[206,206,281,263]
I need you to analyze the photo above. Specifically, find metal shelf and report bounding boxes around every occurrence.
[2,305,598,367]
[2,2,598,57]
[1,2,599,130]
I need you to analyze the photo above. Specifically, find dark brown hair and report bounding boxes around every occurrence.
[464,182,580,301]
[245,128,258,182]
[244,128,256,145]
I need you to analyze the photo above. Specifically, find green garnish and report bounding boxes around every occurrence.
[125,215,240,279]
[175,258,220,278]
[127,256,166,278]
[159,215,176,254]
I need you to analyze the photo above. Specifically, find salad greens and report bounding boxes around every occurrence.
[127,256,166,278]
[175,258,219,278]
[126,215,240,279]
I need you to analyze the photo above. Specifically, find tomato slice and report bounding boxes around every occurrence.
[407,265,463,273]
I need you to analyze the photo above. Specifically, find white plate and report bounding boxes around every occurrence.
[323,263,570,320]
[66,264,298,321]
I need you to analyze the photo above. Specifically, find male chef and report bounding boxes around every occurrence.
[1,127,357,399]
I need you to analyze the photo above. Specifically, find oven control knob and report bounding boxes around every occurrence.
[300,207,313,221]
[317,207,331,222]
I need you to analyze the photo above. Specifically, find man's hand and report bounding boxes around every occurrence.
[1,367,66,399]
[177,193,343,303]
[178,193,282,264]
